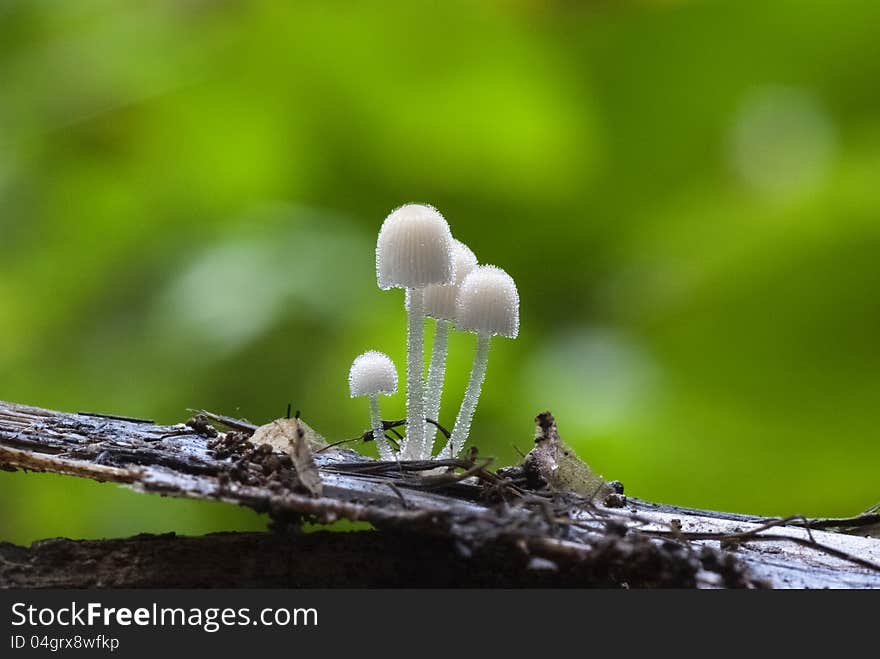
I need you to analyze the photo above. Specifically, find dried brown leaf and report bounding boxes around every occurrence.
[249,418,324,496]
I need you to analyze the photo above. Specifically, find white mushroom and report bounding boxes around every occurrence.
[441,265,519,458]
[349,351,399,461]
[422,240,478,457]
[376,204,455,460]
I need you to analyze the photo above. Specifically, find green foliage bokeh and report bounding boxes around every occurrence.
[1,0,878,544]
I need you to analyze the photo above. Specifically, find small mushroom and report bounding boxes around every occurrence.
[422,240,478,458]
[349,351,399,461]
[441,265,519,458]
[376,204,455,460]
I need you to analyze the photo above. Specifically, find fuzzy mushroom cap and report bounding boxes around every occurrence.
[455,265,520,339]
[423,240,478,321]
[376,204,455,290]
[349,351,398,397]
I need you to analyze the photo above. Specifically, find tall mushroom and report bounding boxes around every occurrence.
[376,204,455,460]
[422,240,478,458]
[349,351,398,461]
[441,265,519,458]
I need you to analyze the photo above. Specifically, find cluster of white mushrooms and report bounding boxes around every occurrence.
[348,203,519,461]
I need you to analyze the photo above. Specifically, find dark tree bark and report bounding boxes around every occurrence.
[0,531,702,588]
[0,400,878,589]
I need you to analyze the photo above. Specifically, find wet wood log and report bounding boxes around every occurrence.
[0,400,878,589]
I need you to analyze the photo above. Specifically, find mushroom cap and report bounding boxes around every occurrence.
[455,265,520,339]
[376,204,455,290]
[349,351,398,397]
[423,240,478,321]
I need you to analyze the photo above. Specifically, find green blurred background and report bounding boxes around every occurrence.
[1,0,878,545]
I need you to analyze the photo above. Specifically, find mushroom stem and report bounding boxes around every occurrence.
[445,332,491,458]
[423,318,451,457]
[400,287,427,460]
[368,394,394,461]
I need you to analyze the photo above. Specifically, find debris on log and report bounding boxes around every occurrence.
[0,400,878,589]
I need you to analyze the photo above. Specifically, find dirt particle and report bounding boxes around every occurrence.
[186,414,218,438]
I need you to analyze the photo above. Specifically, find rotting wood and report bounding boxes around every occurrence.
[0,400,878,589]
[0,531,704,588]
